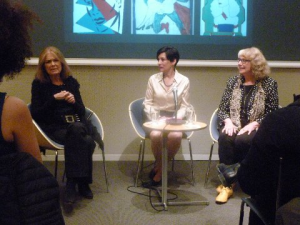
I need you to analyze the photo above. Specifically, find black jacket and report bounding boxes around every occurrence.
[30,76,85,126]
[0,152,65,225]
[238,99,300,224]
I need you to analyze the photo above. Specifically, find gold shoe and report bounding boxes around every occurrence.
[216,185,224,193]
[216,186,233,204]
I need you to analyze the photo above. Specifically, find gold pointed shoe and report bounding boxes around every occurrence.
[216,185,224,193]
[216,186,233,204]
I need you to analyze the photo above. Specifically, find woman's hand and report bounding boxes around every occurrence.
[222,118,238,136]
[64,92,75,104]
[54,91,68,100]
[238,121,260,135]
[54,91,75,104]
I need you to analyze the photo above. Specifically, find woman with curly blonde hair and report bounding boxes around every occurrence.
[215,47,278,204]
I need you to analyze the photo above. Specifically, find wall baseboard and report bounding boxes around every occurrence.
[42,154,219,161]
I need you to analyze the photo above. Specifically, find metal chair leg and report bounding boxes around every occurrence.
[54,150,58,178]
[102,149,109,193]
[140,139,145,175]
[62,170,66,182]
[239,200,246,225]
[135,139,145,187]
[187,139,195,186]
[204,141,215,187]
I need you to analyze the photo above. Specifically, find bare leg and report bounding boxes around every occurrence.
[150,131,182,182]
[150,130,163,175]
[166,131,182,160]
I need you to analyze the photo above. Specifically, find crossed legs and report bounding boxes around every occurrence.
[150,130,182,182]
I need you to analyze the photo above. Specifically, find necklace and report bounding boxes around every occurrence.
[163,77,174,87]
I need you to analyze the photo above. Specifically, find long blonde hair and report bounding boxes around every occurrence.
[238,47,270,80]
[35,46,71,83]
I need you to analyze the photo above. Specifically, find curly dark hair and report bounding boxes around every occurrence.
[0,0,39,80]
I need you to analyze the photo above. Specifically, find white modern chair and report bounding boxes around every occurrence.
[204,108,219,187]
[28,105,109,192]
[129,98,196,187]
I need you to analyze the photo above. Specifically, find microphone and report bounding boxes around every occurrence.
[166,86,185,125]
[172,86,178,120]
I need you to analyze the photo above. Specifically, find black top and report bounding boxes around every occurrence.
[0,92,16,157]
[30,76,85,131]
[240,85,255,127]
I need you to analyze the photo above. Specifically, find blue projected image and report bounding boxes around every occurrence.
[69,0,252,47]
[201,0,247,36]
[132,0,194,35]
[73,0,124,34]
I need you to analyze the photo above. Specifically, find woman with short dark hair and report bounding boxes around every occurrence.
[143,46,191,187]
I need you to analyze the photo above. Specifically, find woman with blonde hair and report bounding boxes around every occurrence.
[31,46,96,206]
[215,47,278,203]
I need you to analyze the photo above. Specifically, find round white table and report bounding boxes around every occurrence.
[143,120,209,210]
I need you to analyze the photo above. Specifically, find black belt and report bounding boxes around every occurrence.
[62,114,80,123]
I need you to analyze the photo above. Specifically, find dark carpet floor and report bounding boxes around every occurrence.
[43,160,250,225]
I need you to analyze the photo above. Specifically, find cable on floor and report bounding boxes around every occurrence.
[127,179,178,212]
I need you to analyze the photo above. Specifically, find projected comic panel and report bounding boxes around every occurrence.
[73,0,248,38]
[67,0,253,57]
[200,0,247,37]
[74,0,124,34]
[132,0,194,35]
[23,0,299,60]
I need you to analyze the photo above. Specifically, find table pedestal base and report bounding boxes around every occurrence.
[150,187,209,211]
[152,200,209,209]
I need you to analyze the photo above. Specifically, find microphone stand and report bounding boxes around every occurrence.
[167,87,185,125]
[174,103,178,122]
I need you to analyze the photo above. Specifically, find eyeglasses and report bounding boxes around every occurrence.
[238,58,251,64]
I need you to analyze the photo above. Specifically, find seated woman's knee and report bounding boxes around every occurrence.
[168,132,182,140]
[67,122,88,136]
[219,130,236,143]
[150,130,162,141]
[235,132,255,147]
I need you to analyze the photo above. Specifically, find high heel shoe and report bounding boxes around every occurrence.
[142,179,161,188]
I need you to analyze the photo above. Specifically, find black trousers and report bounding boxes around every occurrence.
[49,122,95,183]
[218,126,257,165]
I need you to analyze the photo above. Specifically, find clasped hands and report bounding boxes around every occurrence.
[54,91,75,104]
[222,118,259,136]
